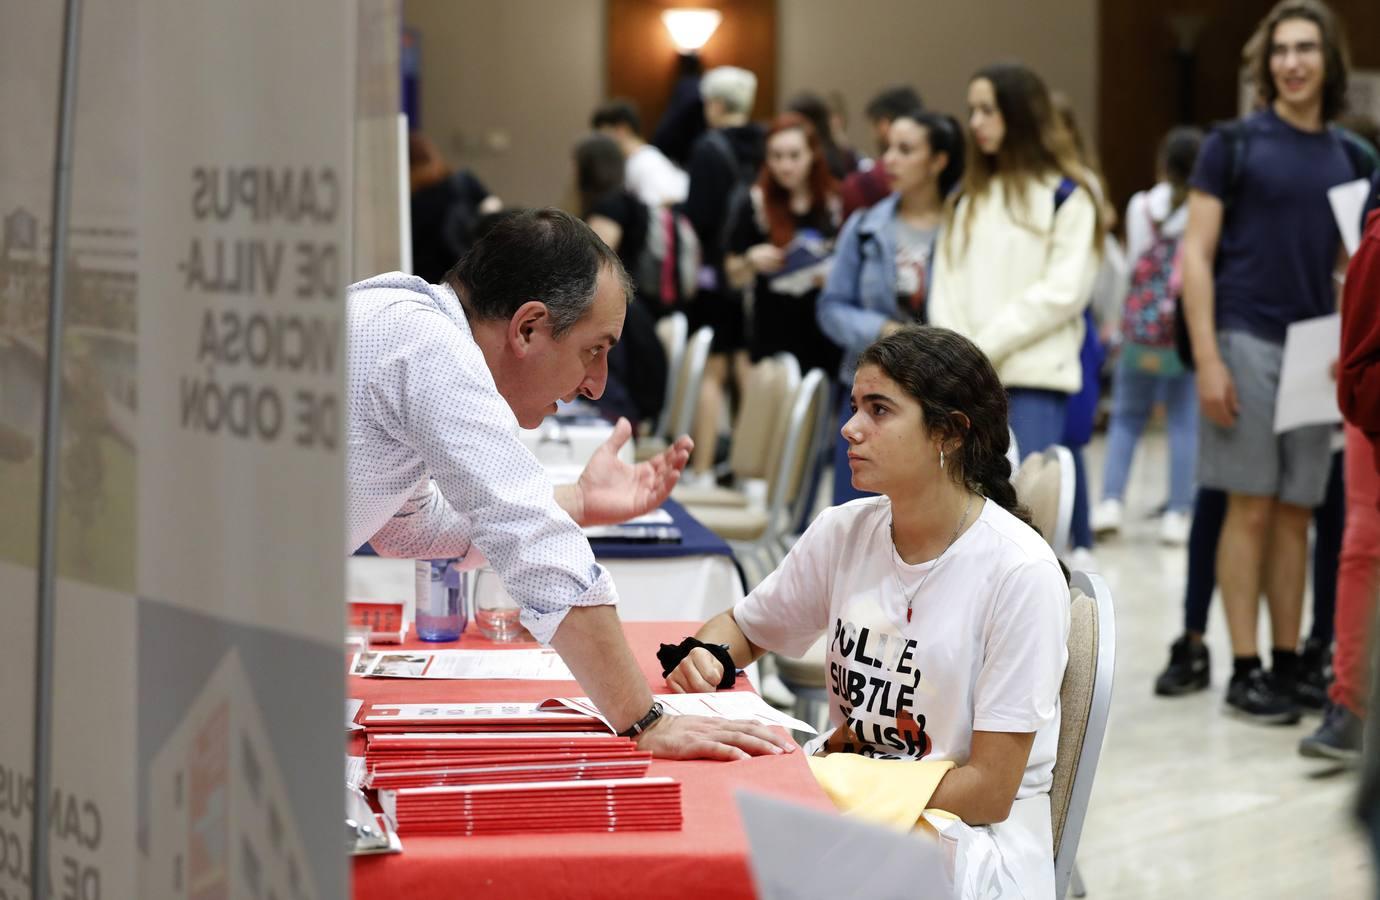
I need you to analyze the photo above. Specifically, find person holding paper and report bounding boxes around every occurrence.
[725,111,843,377]
[1180,0,1369,724]
[663,326,1069,897]
[346,207,794,761]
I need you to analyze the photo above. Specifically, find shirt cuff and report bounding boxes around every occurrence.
[518,563,620,645]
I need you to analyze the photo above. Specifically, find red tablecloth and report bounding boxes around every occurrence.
[350,622,831,900]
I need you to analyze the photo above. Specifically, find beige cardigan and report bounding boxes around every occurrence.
[930,174,1099,394]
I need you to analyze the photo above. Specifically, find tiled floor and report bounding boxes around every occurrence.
[1067,431,1371,898]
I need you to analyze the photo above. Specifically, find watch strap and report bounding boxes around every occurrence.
[617,700,665,739]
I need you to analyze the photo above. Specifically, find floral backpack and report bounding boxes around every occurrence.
[1121,204,1182,348]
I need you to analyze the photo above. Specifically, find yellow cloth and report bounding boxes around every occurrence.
[807,753,958,831]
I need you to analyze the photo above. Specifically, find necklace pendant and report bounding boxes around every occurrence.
[906,605,912,624]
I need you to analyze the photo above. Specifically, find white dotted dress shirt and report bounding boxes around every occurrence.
[346,272,617,643]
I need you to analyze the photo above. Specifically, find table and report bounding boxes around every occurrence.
[351,622,831,900]
[584,499,746,621]
[349,501,746,623]
[516,417,633,473]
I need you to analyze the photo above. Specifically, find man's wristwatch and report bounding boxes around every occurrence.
[617,700,665,739]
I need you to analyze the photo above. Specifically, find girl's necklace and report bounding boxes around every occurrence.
[891,493,974,624]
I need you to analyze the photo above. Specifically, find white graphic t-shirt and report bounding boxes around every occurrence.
[734,496,1069,896]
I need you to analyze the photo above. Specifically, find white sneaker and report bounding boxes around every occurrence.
[1068,546,1099,574]
[1159,509,1191,546]
[1091,498,1123,536]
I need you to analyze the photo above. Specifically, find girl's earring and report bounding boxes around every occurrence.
[940,448,945,470]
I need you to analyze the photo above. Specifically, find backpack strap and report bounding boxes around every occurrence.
[1333,124,1380,181]
[703,129,749,182]
[1053,177,1077,213]
[1209,119,1249,216]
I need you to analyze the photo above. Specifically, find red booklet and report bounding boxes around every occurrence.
[361,703,605,733]
[381,777,682,835]
[367,755,653,789]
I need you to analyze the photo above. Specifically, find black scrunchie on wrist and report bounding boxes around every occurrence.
[656,637,738,689]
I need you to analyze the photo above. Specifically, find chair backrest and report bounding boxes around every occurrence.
[771,352,801,392]
[1051,569,1116,900]
[727,357,798,479]
[764,368,830,532]
[665,326,713,440]
[1049,445,1076,554]
[653,312,688,438]
[1012,445,1076,554]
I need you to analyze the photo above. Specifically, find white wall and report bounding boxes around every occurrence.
[778,0,1099,158]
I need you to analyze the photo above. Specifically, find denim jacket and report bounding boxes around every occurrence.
[816,193,913,381]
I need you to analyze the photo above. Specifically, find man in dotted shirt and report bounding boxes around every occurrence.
[347,208,794,760]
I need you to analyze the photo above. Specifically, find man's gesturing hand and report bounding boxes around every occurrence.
[573,417,693,526]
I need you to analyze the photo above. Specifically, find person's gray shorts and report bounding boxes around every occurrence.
[1198,329,1331,508]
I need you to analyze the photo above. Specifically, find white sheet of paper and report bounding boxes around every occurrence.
[581,507,675,539]
[359,649,575,681]
[347,698,364,731]
[545,691,818,734]
[658,691,819,734]
[1329,178,1371,256]
[736,791,950,900]
[1274,313,1341,434]
[346,755,368,789]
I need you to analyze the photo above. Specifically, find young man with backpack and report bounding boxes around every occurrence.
[681,66,765,481]
[590,99,689,210]
[1180,0,1369,724]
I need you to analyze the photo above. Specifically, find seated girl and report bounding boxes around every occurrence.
[662,325,1069,897]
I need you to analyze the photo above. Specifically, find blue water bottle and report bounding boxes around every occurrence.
[414,559,468,642]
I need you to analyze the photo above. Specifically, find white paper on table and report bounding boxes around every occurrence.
[543,690,818,734]
[581,507,674,538]
[1329,178,1371,256]
[356,649,575,681]
[737,791,950,899]
[1274,313,1341,434]
[347,698,364,731]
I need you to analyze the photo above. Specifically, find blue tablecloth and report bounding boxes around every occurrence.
[356,499,734,561]
[587,499,729,560]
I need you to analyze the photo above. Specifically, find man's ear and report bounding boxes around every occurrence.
[507,300,550,358]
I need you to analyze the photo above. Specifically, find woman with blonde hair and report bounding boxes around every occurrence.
[930,63,1101,474]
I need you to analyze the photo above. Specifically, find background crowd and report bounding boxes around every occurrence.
[408,0,1380,817]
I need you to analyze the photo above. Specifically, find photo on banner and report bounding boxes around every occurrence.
[4,0,356,897]
[0,5,62,896]
[133,0,356,897]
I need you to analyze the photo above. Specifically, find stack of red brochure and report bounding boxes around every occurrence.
[364,732,652,788]
[360,704,682,835]
[359,702,605,734]
[379,776,683,835]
